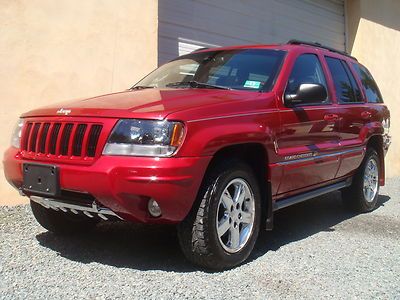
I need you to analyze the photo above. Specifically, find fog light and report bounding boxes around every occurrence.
[148,199,162,217]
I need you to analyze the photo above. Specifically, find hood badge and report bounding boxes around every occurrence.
[56,108,72,115]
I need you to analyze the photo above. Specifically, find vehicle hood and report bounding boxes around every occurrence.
[21,88,262,120]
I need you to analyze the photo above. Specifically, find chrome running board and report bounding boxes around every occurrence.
[30,196,123,220]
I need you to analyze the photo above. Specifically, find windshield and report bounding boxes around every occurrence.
[135,49,286,91]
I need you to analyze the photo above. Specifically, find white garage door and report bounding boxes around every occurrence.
[158,0,345,64]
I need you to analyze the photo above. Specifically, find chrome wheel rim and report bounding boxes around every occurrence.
[216,178,255,253]
[363,158,379,203]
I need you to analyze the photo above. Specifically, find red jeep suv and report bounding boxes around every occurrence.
[3,40,391,269]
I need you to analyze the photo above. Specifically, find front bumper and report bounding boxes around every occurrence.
[3,147,211,223]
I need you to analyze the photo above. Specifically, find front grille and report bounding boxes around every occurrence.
[21,121,103,158]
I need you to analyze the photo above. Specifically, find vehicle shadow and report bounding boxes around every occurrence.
[251,192,390,260]
[36,193,390,272]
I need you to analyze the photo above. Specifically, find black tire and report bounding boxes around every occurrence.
[177,159,261,270]
[342,148,380,213]
[30,200,98,235]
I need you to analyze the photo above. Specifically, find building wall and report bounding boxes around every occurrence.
[0,0,158,205]
[346,0,400,177]
[158,0,345,64]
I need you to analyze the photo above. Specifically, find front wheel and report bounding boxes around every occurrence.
[177,160,261,270]
[342,148,380,212]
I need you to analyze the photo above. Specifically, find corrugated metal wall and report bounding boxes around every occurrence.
[158,0,345,64]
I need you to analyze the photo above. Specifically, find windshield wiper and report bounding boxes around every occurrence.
[130,85,156,90]
[166,81,231,90]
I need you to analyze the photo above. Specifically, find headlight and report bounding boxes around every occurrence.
[103,119,185,157]
[10,119,24,149]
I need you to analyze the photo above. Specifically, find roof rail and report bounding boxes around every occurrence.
[287,39,357,61]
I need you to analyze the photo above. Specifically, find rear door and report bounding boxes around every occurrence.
[276,53,341,195]
[324,56,367,177]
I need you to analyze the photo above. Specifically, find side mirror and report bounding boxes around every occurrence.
[284,83,327,106]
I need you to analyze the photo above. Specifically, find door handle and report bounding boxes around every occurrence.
[361,111,372,119]
[324,114,339,122]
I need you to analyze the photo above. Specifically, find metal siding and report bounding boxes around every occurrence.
[158,0,345,64]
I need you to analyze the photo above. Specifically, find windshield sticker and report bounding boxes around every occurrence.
[244,80,261,89]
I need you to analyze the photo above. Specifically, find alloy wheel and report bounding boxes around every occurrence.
[216,178,255,253]
[363,157,379,202]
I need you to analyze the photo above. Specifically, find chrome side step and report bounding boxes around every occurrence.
[30,196,123,220]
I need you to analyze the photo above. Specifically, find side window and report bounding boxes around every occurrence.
[342,62,363,102]
[325,57,362,103]
[286,54,328,104]
[352,63,383,103]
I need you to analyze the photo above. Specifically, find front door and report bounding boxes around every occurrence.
[276,53,341,195]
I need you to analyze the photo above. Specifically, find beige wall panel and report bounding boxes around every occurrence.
[347,0,400,178]
[0,0,158,205]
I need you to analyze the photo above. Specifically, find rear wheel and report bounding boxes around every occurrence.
[177,160,261,270]
[30,200,98,234]
[342,148,380,212]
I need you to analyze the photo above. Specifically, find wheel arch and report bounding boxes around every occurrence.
[201,143,273,230]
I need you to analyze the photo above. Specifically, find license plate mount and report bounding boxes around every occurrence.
[22,163,60,197]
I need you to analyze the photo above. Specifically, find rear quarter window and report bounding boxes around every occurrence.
[352,63,383,103]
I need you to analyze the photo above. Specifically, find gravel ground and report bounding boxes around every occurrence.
[0,178,399,300]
